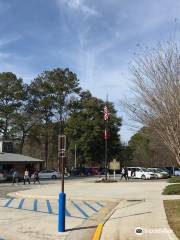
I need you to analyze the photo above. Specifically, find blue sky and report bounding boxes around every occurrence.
[0,0,180,141]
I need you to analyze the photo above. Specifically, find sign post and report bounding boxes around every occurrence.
[58,134,66,232]
[109,159,119,181]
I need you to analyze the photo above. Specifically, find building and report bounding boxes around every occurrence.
[0,141,44,175]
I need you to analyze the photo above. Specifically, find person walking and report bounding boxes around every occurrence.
[33,169,40,184]
[131,168,136,178]
[121,167,127,180]
[12,169,18,185]
[24,169,30,185]
[125,167,129,180]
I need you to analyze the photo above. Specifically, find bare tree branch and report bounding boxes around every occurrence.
[121,42,180,166]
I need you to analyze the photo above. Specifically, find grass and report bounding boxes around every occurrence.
[169,176,180,183]
[164,200,180,239]
[163,184,180,195]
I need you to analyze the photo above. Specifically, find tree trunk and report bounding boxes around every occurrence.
[19,134,26,154]
[4,118,8,140]
[176,154,180,167]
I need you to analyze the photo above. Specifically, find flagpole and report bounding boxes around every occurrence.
[104,95,108,181]
[105,125,108,181]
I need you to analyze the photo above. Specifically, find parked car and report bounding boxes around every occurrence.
[174,168,180,176]
[5,171,24,182]
[34,170,61,179]
[0,172,7,181]
[108,169,121,174]
[70,168,91,176]
[156,168,171,177]
[157,168,170,174]
[164,167,175,176]
[99,168,106,175]
[83,168,92,176]
[90,167,100,175]
[70,168,81,176]
[127,167,156,180]
[147,168,169,179]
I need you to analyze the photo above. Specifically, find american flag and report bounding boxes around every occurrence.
[104,105,109,121]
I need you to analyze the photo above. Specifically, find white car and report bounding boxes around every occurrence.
[37,170,61,179]
[148,168,169,179]
[0,172,6,181]
[174,169,180,176]
[127,167,156,180]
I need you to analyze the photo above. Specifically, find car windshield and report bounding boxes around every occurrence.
[141,168,150,172]
[148,169,156,172]
[157,169,165,173]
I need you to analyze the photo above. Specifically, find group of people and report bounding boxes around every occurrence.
[12,169,40,185]
[120,167,136,180]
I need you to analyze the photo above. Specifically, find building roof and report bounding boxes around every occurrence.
[0,153,44,164]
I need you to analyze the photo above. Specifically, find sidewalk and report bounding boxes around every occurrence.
[100,198,179,240]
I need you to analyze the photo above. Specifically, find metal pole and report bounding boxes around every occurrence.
[104,95,108,181]
[105,135,108,180]
[58,119,66,233]
[61,155,65,193]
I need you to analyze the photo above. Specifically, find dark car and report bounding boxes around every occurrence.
[5,171,24,182]
[83,168,92,176]
[90,167,100,175]
[100,168,121,175]
[163,167,174,176]
[70,168,90,176]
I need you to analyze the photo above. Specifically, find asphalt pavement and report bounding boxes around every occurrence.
[0,177,176,240]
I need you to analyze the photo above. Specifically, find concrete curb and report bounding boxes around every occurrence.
[92,224,103,240]
[66,201,119,240]
[91,199,146,240]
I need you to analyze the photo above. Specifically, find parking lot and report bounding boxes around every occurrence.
[0,177,178,240]
[0,179,115,240]
[0,197,106,219]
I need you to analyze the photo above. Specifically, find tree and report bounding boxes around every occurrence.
[122,42,180,166]
[128,129,153,167]
[28,68,81,167]
[11,86,41,154]
[0,72,26,140]
[119,144,133,167]
[65,92,122,167]
[128,127,175,167]
[29,74,55,168]
[48,68,81,122]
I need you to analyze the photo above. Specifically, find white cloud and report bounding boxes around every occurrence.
[56,0,99,17]
[0,35,21,48]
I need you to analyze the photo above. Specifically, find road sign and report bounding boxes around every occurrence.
[109,159,119,170]
[59,151,66,158]
[58,135,66,151]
